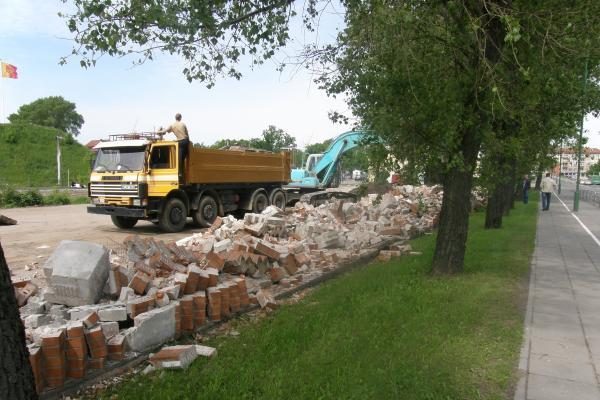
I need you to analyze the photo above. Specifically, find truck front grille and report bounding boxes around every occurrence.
[90,182,138,197]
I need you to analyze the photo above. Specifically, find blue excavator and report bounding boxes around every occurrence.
[283,130,368,205]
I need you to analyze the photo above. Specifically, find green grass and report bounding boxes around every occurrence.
[0,123,92,187]
[102,195,538,400]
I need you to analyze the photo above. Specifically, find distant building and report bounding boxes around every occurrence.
[85,139,101,152]
[553,147,600,177]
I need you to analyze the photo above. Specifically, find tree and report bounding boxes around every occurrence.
[8,96,84,136]
[61,0,600,276]
[589,160,600,176]
[252,125,296,152]
[0,243,37,399]
[210,125,295,152]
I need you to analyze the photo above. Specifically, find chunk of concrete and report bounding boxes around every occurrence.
[124,303,176,352]
[43,241,110,306]
[98,306,127,322]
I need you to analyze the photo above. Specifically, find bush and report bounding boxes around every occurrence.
[0,187,44,207]
[43,191,71,205]
[22,189,44,206]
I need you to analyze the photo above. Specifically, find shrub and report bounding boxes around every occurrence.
[43,191,71,205]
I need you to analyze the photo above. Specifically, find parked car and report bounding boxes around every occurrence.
[581,177,592,185]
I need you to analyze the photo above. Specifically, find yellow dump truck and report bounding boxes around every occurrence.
[88,133,291,232]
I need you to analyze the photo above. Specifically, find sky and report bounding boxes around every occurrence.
[0,1,599,149]
[0,1,350,149]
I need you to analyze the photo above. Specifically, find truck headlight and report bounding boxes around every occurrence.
[121,184,137,190]
[133,199,141,206]
[92,197,103,205]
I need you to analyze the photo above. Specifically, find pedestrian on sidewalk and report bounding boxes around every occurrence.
[540,173,556,211]
[522,175,531,204]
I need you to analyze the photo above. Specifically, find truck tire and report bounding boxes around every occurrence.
[192,195,218,228]
[252,192,268,213]
[270,189,286,209]
[110,215,138,229]
[159,198,187,233]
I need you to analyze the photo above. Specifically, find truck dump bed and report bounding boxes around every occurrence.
[186,147,291,184]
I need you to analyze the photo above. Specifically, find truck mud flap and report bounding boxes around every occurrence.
[298,191,358,207]
[87,206,146,218]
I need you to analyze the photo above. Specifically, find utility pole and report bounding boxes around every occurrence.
[56,136,63,186]
[558,141,563,194]
[574,60,588,212]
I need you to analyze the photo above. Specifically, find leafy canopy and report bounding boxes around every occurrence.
[8,96,85,136]
[210,125,295,152]
[60,0,320,86]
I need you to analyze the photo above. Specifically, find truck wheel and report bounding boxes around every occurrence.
[192,195,218,228]
[159,198,187,233]
[270,190,286,209]
[252,192,268,213]
[110,216,138,229]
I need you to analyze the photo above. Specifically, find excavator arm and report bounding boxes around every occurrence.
[312,130,367,188]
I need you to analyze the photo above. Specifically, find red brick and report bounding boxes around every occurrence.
[82,311,100,328]
[66,336,88,360]
[85,326,107,359]
[88,357,105,370]
[206,252,225,270]
[129,271,151,295]
[206,268,219,287]
[41,330,65,348]
[269,266,285,283]
[281,254,298,275]
[255,241,281,260]
[28,346,44,394]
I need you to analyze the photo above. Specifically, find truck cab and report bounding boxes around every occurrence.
[88,133,291,232]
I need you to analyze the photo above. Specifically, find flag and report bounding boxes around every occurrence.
[1,62,18,79]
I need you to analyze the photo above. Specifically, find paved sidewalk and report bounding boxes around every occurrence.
[515,193,600,400]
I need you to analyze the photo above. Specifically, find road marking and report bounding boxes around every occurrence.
[555,193,600,248]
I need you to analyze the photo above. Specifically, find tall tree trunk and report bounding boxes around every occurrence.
[0,243,37,399]
[432,128,480,274]
[502,157,517,216]
[485,184,505,228]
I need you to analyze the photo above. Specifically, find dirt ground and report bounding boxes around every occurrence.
[0,204,204,274]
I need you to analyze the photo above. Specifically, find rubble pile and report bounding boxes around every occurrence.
[18,184,443,394]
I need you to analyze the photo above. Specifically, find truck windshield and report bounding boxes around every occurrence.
[93,147,146,172]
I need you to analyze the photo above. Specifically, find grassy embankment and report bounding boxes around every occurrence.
[0,123,92,187]
[101,194,538,400]
[0,123,92,207]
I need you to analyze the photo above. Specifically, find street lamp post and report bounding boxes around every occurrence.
[558,141,563,194]
[573,60,588,212]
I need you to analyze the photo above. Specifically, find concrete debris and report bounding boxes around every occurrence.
[20,184,445,394]
[149,344,198,369]
[0,214,17,225]
[43,241,110,306]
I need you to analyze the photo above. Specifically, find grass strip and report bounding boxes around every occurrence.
[102,194,538,400]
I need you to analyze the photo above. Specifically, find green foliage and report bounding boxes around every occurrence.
[210,125,295,152]
[100,194,538,400]
[0,187,85,208]
[8,96,84,136]
[61,0,315,86]
[0,123,92,187]
[589,161,600,176]
[0,187,43,207]
[43,191,71,205]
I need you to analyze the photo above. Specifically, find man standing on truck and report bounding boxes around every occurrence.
[157,113,190,181]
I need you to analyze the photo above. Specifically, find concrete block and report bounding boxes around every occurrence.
[195,345,217,358]
[118,287,135,303]
[149,345,198,369]
[100,321,120,339]
[124,303,176,352]
[98,306,127,322]
[24,314,53,329]
[43,241,110,306]
[214,239,232,253]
